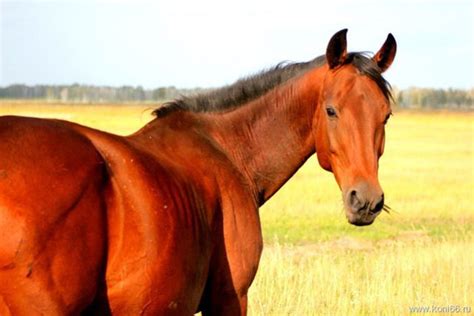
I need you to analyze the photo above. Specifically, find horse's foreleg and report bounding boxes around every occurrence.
[200,289,248,316]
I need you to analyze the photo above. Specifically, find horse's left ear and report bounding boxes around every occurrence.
[373,33,397,73]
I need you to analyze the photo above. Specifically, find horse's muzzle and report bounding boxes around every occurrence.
[343,182,384,226]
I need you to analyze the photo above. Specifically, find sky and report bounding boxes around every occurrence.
[0,0,473,90]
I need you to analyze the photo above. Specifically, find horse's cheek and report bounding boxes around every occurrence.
[316,151,332,172]
[314,122,332,172]
[315,135,332,172]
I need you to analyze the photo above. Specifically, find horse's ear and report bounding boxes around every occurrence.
[373,33,397,73]
[326,29,348,69]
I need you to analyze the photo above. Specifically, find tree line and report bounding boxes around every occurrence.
[0,84,472,109]
[394,87,473,109]
[0,84,208,103]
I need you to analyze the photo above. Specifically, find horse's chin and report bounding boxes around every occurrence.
[345,211,379,226]
[348,218,375,226]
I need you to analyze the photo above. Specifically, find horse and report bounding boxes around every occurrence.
[0,29,396,315]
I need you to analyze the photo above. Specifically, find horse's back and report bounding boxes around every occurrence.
[0,116,107,314]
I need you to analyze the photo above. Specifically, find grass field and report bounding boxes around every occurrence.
[1,101,473,315]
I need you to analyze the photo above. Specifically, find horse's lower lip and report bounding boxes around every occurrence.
[348,219,374,226]
[346,211,377,226]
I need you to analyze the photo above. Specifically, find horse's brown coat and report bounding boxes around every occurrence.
[0,30,396,315]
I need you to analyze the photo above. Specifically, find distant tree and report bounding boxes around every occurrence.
[0,84,472,109]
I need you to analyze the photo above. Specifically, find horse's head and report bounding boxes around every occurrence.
[314,29,396,226]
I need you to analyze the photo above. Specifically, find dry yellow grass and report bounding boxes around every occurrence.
[250,239,473,315]
[1,101,473,315]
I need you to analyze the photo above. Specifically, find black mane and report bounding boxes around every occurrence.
[153,52,391,117]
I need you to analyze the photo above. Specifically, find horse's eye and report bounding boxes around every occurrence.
[326,107,337,118]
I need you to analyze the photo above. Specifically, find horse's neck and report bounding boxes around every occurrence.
[204,68,324,205]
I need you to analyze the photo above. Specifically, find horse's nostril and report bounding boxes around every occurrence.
[349,190,364,210]
[371,194,384,214]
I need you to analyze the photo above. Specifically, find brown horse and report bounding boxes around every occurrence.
[0,29,396,315]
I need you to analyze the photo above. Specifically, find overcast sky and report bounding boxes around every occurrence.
[1,0,473,89]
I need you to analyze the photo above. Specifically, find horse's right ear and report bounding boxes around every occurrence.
[373,33,397,73]
[326,29,348,69]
